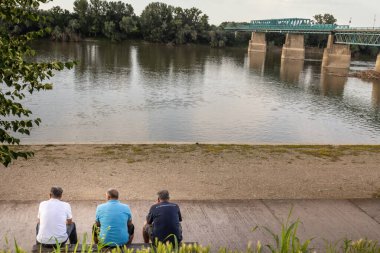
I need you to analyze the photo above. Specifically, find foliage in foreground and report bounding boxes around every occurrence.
[0,238,378,253]
[0,0,75,166]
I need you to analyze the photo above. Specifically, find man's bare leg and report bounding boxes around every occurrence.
[142,222,150,243]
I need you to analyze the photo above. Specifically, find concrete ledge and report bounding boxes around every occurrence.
[322,44,351,70]
[248,32,266,53]
[2,200,380,251]
[248,44,267,52]
[281,34,305,60]
[281,47,305,60]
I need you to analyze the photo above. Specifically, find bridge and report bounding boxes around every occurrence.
[225,18,380,46]
[225,18,380,73]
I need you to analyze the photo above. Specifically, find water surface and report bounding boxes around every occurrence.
[23,40,380,144]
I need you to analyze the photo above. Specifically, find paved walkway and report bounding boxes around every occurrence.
[0,200,379,251]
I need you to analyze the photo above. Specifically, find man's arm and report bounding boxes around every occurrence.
[127,219,134,235]
[178,206,182,222]
[146,208,154,225]
[95,205,101,226]
[66,203,73,224]
[37,203,41,224]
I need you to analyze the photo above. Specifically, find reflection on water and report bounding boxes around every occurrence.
[373,80,380,108]
[23,40,380,144]
[248,52,266,75]
[280,59,304,83]
[320,70,347,97]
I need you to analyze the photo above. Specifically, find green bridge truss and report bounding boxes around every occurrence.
[225,18,380,46]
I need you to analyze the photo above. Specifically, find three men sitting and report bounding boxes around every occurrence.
[36,187,182,247]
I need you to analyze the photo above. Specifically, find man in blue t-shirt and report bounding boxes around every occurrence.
[94,189,134,247]
[143,190,182,245]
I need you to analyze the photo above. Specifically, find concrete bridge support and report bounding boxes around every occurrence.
[375,54,380,73]
[248,32,267,52]
[322,35,351,72]
[281,34,305,60]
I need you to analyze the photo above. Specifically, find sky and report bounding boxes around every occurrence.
[41,0,380,27]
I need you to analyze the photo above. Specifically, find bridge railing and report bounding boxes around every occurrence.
[224,23,337,33]
[224,18,380,45]
[335,27,380,32]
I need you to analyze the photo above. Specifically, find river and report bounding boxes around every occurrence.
[23,40,380,144]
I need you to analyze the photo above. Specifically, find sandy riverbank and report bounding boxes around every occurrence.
[1,144,380,201]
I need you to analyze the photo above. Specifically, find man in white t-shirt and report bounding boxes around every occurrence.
[36,187,78,246]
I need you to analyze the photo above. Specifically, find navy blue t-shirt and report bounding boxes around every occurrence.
[147,201,182,243]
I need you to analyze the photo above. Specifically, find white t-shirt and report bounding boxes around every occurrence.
[36,199,72,244]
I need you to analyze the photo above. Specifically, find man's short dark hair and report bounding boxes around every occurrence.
[50,186,63,198]
[107,188,119,199]
[157,190,170,201]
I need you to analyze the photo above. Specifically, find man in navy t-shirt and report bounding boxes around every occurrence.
[143,190,182,245]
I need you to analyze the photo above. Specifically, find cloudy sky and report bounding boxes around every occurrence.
[41,0,379,27]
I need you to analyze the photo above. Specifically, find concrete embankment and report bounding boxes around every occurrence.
[0,199,379,251]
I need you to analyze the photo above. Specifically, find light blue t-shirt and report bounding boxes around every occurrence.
[95,200,132,246]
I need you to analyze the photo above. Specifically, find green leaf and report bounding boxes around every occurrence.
[0,0,75,167]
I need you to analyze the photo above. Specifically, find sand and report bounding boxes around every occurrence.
[1,144,380,201]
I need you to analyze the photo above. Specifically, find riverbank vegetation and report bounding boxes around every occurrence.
[2,0,250,47]
[15,144,380,162]
[2,239,379,253]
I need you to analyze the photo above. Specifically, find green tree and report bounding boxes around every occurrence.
[172,7,209,44]
[47,6,72,29]
[140,2,175,42]
[88,0,106,37]
[119,16,137,34]
[313,13,337,24]
[309,13,337,48]
[0,0,75,166]
[103,20,116,40]
[102,1,136,40]
[73,0,89,34]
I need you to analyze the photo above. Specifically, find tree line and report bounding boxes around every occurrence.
[4,0,337,49]
[1,0,249,47]
[2,0,378,54]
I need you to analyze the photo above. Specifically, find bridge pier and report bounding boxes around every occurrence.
[322,35,351,72]
[375,54,380,73]
[281,34,305,60]
[248,32,267,52]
